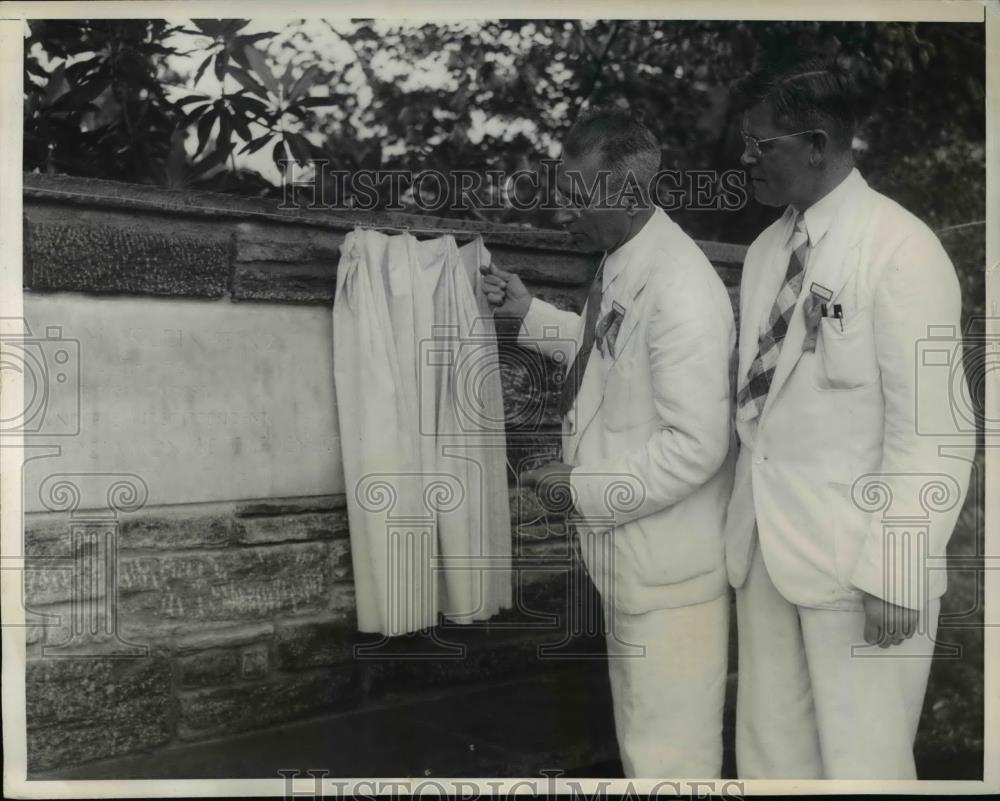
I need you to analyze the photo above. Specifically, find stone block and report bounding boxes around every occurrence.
[177,667,355,739]
[23,552,104,607]
[119,513,235,550]
[24,512,236,556]
[489,247,592,287]
[525,282,586,313]
[171,621,275,653]
[232,223,344,303]
[274,614,357,671]
[27,704,173,773]
[174,640,272,687]
[240,643,270,679]
[25,208,230,297]
[176,648,242,688]
[232,511,349,545]
[116,542,332,638]
[26,655,172,729]
[327,582,358,627]
[234,494,347,517]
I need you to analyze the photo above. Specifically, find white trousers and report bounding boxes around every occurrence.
[735,542,940,779]
[604,594,729,778]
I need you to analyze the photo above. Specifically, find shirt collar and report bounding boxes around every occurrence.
[601,206,664,292]
[796,167,864,248]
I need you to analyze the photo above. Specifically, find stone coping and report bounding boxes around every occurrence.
[23,173,748,303]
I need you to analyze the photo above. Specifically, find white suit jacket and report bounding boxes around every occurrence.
[724,169,973,611]
[520,208,736,614]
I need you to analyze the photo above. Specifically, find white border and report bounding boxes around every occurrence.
[1,1,995,797]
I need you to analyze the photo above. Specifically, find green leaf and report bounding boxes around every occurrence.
[272,138,289,172]
[298,96,339,108]
[41,63,68,107]
[51,77,109,110]
[192,19,226,38]
[228,105,252,141]
[237,32,278,45]
[193,54,214,86]
[238,132,274,155]
[179,102,211,127]
[287,64,320,103]
[176,93,211,108]
[231,46,252,72]
[214,51,227,82]
[222,20,251,37]
[216,113,234,159]
[243,44,280,96]
[285,132,312,166]
[227,66,267,97]
[190,143,230,175]
[194,109,217,157]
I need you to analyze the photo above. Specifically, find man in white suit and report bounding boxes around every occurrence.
[483,110,736,778]
[726,58,973,778]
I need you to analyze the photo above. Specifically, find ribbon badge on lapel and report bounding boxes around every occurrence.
[802,282,834,353]
[596,301,627,358]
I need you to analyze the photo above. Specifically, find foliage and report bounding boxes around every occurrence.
[23,19,985,257]
[24,19,339,192]
[24,20,185,183]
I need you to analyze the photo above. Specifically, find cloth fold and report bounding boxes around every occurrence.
[333,228,512,635]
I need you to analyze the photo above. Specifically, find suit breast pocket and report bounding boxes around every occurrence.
[811,306,880,391]
[603,357,658,431]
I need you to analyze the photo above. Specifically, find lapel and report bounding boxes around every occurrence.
[606,247,657,364]
[759,182,875,420]
[564,215,661,462]
[739,211,796,384]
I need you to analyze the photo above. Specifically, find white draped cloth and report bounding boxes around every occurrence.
[333,228,512,635]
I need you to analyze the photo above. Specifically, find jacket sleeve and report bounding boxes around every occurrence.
[516,296,582,363]
[847,230,974,609]
[569,272,735,529]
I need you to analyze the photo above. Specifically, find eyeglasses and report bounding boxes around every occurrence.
[741,129,820,159]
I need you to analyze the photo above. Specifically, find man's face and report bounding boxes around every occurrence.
[554,151,632,253]
[740,101,816,209]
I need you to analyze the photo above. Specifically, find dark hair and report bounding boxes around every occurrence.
[730,56,861,150]
[563,108,661,189]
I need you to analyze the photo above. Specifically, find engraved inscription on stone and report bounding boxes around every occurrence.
[22,295,345,511]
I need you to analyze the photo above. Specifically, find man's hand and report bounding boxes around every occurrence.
[481,260,532,320]
[862,591,919,648]
[521,461,575,514]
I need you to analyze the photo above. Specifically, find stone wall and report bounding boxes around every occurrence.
[18,173,745,775]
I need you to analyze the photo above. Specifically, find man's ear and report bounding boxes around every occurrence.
[808,130,831,166]
[618,173,645,216]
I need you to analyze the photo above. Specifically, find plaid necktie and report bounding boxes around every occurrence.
[559,253,607,418]
[737,213,809,421]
